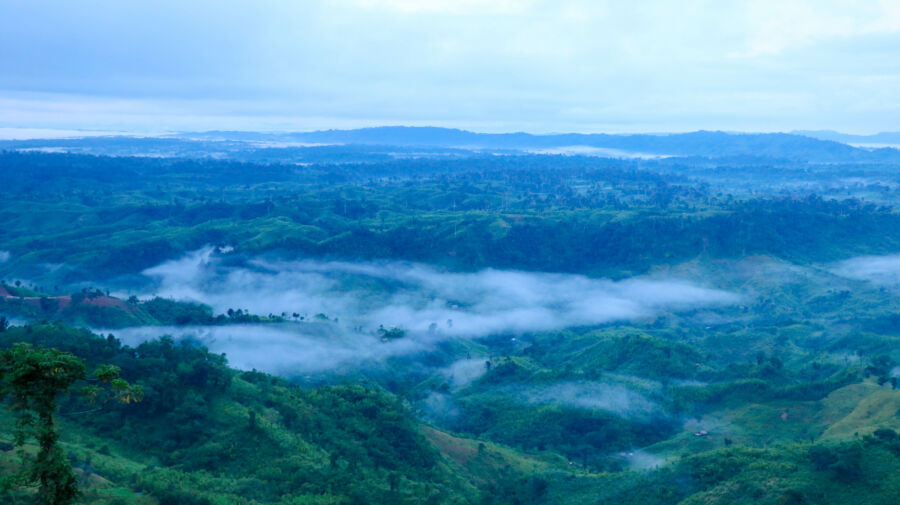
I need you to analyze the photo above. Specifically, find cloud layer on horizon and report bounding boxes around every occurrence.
[2,1,900,133]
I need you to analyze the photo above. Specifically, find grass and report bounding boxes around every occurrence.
[644,380,900,462]
[820,384,900,440]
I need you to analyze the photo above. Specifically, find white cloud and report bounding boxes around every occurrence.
[503,381,662,419]
[2,0,900,132]
[108,248,741,376]
[349,0,532,15]
[138,248,740,338]
[831,254,900,287]
[738,0,900,57]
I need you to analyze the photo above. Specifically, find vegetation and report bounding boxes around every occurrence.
[1,145,899,504]
[2,151,900,285]
[0,285,284,328]
[0,341,140,505]
[0,324,539,504]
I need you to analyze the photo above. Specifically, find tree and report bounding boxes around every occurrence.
[0,343,142,505]
[0,344,86,505]
[808,445,836,471]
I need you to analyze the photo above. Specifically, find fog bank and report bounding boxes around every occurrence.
[831,254,900,287]
[104,323,433,376]
[520,381,661,418]
[138,248,740,339]
[103,248,742,376]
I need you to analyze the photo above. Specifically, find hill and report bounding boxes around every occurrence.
[198,127,900,162]
[4,127,900,162]
[0,285,284,328]
[0,323,569,505]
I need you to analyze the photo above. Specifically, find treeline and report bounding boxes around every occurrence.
[0,288,284,328]
[3,153,900,282]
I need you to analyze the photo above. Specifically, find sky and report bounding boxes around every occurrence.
[2,0,900,134]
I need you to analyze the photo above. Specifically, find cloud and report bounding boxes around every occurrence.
[3,1,900,133]
[105,247,740,376]
[622,449,665,470]
[349,0,530,15]
[422,378,666,426]
[105,323,432,376]
[420,392,461,422]
[830,253,900,287]
[739,0,900,57]
[138,248,740,338]
[510,381,662,419]
[440,358,489,388]
[423,379,664,424]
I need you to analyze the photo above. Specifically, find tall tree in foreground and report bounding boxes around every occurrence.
[0,343,141,505]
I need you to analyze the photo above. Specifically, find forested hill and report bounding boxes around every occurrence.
[3,318,900,505]
[0,323,527,505]
[2,142,900,505]
[1,151,899,284]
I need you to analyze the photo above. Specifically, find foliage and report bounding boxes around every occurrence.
[0,343,140,504]
[0,344,86,505]
[0,325,479,504]
[1,148,900,504]
[2,152,900,285]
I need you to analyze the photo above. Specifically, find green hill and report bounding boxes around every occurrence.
[0,324,531,505]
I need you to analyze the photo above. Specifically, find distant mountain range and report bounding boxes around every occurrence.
[182,126,900,162]
[792,130,900,146]
[4,127,900,163]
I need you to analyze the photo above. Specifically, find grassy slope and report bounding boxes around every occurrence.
[646,381,900,457]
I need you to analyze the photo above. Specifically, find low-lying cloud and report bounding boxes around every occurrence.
[519,381,661,418]
[420,380,663,425]
[106,247,740,376]
[105,323,433,376]
[831,254,900,287]
[622,449,666,470]
[139,247,739,338]
[440,358,489,388]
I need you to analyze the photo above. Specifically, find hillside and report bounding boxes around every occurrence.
[0,324,570,504]
[0,285,284,328]
[2,323,898,505]
[1,146,899,505]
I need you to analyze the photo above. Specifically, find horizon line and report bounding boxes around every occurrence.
[1,125,898,142]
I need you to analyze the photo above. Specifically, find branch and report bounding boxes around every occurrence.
[58,407,104,417]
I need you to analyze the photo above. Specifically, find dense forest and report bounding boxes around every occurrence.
[2,135,900,504]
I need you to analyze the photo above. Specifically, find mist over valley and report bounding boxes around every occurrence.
[3,129,900,505]
[4,2,900,502]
